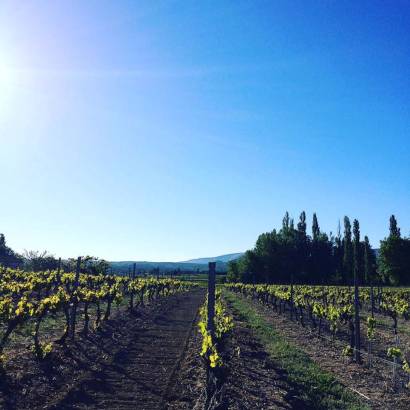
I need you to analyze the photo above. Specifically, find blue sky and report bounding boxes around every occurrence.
[0,1,409,261]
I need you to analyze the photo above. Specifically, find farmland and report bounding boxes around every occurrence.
[0,261,409,409]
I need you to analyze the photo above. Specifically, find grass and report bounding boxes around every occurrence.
[223,290,370,410]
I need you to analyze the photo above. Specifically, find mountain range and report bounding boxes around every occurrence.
[180,253,244,264]
[109,252,244,274]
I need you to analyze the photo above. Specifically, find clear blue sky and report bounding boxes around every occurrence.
[0,1,409,261]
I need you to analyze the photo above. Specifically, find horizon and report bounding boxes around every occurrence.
[1,1,409,261]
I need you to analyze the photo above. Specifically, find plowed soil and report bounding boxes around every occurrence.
[222,309,307,409]
[0,290,205,410]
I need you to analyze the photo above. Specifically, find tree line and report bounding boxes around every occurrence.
[227,212,410,286]
[0,234,109,275]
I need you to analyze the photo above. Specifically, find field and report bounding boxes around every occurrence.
[0,266,409,409]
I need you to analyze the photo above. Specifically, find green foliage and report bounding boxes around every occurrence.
[227,260,240,282]
[23,250,59,272]
[389,215,400,238]
[230,212,344,285]
[230,212,409,287]
[312,212,320,241]
[387,347,402,359]
[379,216,410,286]
[343,216,353,284]
[0,234,22,268]
[366,317,376,339]
[353,219,360,284]
[364,236,378,284]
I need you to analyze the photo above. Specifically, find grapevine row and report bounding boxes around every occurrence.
[0,265,197,361]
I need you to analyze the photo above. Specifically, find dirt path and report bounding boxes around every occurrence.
[25,290,206,410]
[218,302,311,410]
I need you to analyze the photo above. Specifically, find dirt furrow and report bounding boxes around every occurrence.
[47,290,205,410]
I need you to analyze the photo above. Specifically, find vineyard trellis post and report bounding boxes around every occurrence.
[57,257,62,284]
[207,262,216,339]
[353,219,361,364]
[69,256,81,340]
[290,273,294,321]
[370,283,375,318]
[205,261,217,406]
[354,284,361,363]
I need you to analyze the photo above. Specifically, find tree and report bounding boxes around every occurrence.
[297,211,307,235]
[343,216,353,284]
[282,211,290,231]
[364,236,377,285]
[308,230,333,284]
[230,211,391,287]
[66,256,110,275]
[296,211,309,283]
[353,219,361,285]
[379,216,410,285]
[0,234,22,268]
[312,213,320,241]
[333,220,344,284]
[389,215,401,238]
[227,260,241,282]
[23,250,59,271]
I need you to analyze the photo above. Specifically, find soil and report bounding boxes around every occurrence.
[221,308,308,410]
[0,289,205,410]
[236,293,410,410]
[165,311,206,410]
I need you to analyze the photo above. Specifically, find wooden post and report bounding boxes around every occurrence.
[354,281,361,363]
[207,262,216,338]
[132,263,136,280]
[57,257,62,284]
[290,273,294,321]
[370,284,375,318]
[70,257,81,340]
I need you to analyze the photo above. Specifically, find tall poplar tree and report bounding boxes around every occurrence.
[389,215,401,237]
[334,220,344,284]
[343,216,353,284]
[353,219,361,285]
[282,211,290,231]
[297,211,307,235]
[379,215,410,285]
[296,211,308,282]
[364,236,372,284]
[312,213,320,241]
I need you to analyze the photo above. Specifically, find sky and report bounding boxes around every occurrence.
[0,1,409,261]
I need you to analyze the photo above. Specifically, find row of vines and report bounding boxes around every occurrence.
[226,283,410,389]
[0,263,196,364]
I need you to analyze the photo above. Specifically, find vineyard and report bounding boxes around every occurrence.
[226,284,410,393]
[0,261,409,409]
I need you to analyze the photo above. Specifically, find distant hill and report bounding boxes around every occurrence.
[109,253,243,275]
[109,261,206,274]
[181,253,244,264]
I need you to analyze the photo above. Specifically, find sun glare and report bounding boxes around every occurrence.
[0,63,18,119]
[0,65,13,86]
